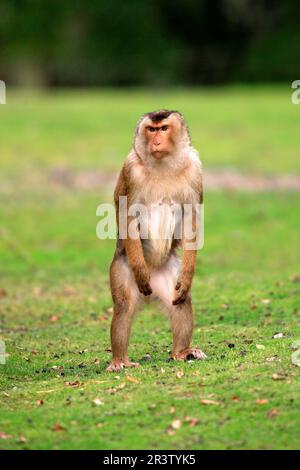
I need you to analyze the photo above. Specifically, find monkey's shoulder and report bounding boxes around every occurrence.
[188,147,202,175]
[121,150,144,185]
[121,147,202,203]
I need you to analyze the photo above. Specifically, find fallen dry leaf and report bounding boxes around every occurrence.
[160,368,165,373]
[170,406,176,414]
[185,416,199,427]
[98,315,107,322]
[171,419,182,430]
[49,315,59,322]
[148,403,157,410]
[266,408,279,418]
[266,356,279,362]
[33,287,43,297]
[96,422,104,428]
[231,396,240,402]
[176,370,184,379]
[51,365,63,370]
[141,353,152,361]
[105,307,114,315]
[256,398,269,405]
[125,375,140,384]
[256,344,265,350]
[107,382,126,394]
[0,288,7,297]
[272,373,286,381]
[201,399,220,406]
[63,286,76,296]
[64,380,81,388]
[51,423,66,432]
[261,299,271,305]
[18,435,27,444]
[272,332,284,339]
[78,348,88,354]
[117,382,126,390]
[92,398,104,406]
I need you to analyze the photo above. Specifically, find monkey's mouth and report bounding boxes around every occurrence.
[152,150,168,159]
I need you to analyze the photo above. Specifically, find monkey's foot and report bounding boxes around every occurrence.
[172,348,207,361]
[106,360,140,372]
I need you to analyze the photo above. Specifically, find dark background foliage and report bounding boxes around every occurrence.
[0,0,299,86]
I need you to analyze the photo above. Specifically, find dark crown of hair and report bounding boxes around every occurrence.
[146,109,178,123]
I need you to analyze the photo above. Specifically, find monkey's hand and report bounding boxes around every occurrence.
[172,279,191,305]
[133,264,152,296]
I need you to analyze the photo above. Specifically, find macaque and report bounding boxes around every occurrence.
[107,110,206,372]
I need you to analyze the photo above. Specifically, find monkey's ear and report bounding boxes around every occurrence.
[167,112,191,145]
[133,115,150,160]
[134,113,149,136]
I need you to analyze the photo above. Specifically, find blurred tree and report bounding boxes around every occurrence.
[0,0,299,86]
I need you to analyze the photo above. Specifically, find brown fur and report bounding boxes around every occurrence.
[107,110,206,372]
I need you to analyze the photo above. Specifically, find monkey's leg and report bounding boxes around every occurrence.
[107,254,140,372]
[168,296,207,360]
[150,255,206,361]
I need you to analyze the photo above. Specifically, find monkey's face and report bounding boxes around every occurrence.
[134,110,190,163]
[145,120,174,159]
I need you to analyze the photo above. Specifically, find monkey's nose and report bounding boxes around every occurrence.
[154,141,161,147]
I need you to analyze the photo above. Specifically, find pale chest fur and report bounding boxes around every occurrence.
[130,155,201,206]
[127,149,202,268]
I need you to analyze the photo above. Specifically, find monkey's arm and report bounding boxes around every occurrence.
[172,233,197,305]
[115,168,152,296]
[123,217,152,296]
[173,184,202,305]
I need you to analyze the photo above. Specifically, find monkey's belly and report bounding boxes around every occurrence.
[140,202,176,268]
[149,254,179,306]
[142,238,173,268]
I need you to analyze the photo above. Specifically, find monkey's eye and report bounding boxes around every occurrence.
[161,125,168,131]
[147,126,156,133]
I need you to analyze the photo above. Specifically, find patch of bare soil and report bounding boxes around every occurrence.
[203,170,300,191]
[1,168,300,195]
[49,168,300,192]
[49,168,118,191]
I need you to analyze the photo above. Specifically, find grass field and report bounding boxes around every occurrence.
[1,85,300,177]
[0,86,300,449]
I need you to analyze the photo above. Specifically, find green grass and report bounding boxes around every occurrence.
[1,190,300,450]
[0,87,300,449]
[1,85,300,177]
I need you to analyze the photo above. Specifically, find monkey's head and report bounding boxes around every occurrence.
[134,110,190,163]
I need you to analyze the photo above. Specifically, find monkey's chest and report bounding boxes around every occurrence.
[139,199,180,268]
